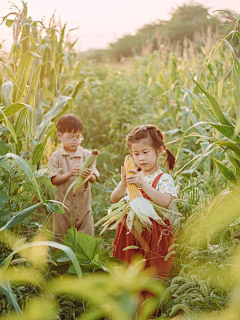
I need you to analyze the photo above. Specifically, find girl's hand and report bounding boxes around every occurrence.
[81,168,92,178]
[126,170,144,188]
[121,166,127,187]
[71,164,81,176]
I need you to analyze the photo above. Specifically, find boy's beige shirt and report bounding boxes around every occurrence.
[49,146,99,241]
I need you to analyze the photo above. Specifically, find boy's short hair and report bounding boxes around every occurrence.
[56,114,83,133]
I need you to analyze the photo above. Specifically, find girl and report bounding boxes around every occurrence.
[111,124,177,280]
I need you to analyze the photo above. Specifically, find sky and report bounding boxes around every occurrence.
[1,0,240,52]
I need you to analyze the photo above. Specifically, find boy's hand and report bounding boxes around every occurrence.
[121,166,127,187]
[126,170,144,188]
[71,164,81,176]
[81,168,92,178]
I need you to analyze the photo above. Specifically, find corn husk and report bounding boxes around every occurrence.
[95,199,129,235]
[95,195,182,235]
[63,149,99,204]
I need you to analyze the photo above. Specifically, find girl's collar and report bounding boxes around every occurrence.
[141,168,163,179]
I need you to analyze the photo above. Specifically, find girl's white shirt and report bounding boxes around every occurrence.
[142,168,178,198]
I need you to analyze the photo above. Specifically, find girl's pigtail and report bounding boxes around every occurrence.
[163,147,176,171]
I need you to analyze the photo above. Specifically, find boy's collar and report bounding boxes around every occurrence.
[61,146,83,157]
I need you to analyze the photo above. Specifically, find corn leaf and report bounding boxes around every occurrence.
[225,40,240,82]
[0,202,44,231]
[35,95,73,141]
[32,126,56,165]
[12,51,41,102]
[0,282,22,314]
[0,62,18,87]
[25,61,56,106]
[14,108,27,139]
[185,90,216,123]
[0,153,41,199]
[3,240,82,279]
[211,157,238,187]
[1,81,13,107]
[207,30,236,64]
[0,109,17,144]
[192,78,232,126]
[210,123,240,143]
[228,155,240,172]
[176,121,209,160]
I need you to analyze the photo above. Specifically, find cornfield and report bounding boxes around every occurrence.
[0,2,240,320]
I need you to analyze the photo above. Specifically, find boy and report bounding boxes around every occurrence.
[49,114,99,243]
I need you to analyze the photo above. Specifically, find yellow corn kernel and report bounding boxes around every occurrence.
[124,155,139,201]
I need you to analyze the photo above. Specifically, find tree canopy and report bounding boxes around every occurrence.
[86,3,237,62]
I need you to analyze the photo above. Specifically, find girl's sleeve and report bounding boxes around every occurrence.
[157,173,178,198]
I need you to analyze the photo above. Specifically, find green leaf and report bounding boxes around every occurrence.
[0,282,22,314]
[0,103,26,121]
[0,109,17,144]
[232,65,240,119]
[32,127,56,165]
[61,226,102,262]
[13,42,22,65]
[12,51,41,102]
[45,202,64,214]
[37,175,56,191]
[14,108,27,139]
[0,140,10,156]
[0,191,8,210]
[0,62,18,87]
[5,42,22,64]
[185,90,216,123]
[1,81,13,107]
[2,241,82,279]
[72,80,84,101]
[211,157,238,187]
[214,140,240,161]
[25,61,56,105]
[35,96,73,141]
[0,202,44,231]
[210,123,240,143]
[207,30,236,64]
[175,121,209,160]
[225,40,240,82]
[232,64,240,138]
[192,78,232,126]
[0,153,42,200]
[229,155,240,172]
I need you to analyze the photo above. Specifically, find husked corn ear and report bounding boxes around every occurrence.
[124,155,139,201]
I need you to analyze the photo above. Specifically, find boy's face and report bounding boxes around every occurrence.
[57,130,83,153]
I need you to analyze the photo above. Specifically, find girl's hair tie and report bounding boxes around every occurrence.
[164,146,168,151]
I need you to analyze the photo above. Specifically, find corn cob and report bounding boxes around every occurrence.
[73,149,99,193]
[63,149,99,203]
[124,155,139,201]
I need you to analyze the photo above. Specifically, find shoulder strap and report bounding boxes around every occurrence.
[152,172,164,189]
[139,172,165,200]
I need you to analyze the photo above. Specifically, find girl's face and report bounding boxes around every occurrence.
[131,139,164,175]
